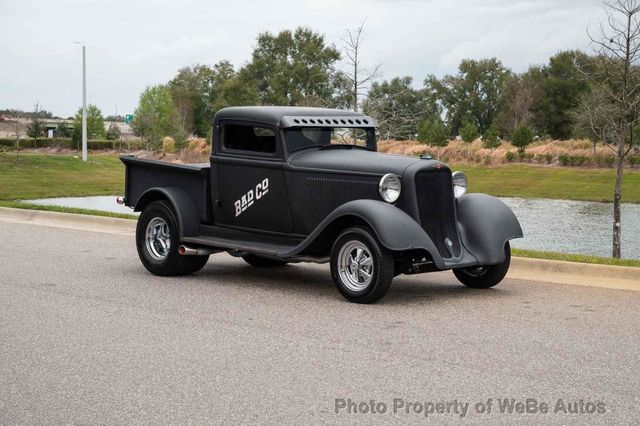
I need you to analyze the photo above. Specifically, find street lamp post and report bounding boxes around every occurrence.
[75,42,87,161]
[81,45,87,161]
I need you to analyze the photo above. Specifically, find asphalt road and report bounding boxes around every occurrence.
[0,221,639,425]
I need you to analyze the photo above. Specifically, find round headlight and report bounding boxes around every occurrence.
[452,171,467,198]
[379,173,401,203]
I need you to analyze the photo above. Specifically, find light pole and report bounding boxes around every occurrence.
[75,42,87,161]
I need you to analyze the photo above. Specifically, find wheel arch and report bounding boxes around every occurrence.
[290,200,441,261]
[134,187,200,238]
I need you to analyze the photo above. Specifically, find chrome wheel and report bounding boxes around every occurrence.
[337,240,374,291]
[145,217,171,261]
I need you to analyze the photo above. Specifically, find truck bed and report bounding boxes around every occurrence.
[120,156,213,223]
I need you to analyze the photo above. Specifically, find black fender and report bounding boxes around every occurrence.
[456,193,523,265]
[288,199,444,263]
[134,187,200,238]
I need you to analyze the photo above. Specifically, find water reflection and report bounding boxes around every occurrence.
[502,197,639,260]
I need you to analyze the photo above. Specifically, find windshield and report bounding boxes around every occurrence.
[285,127,377,152]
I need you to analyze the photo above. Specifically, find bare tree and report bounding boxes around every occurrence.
[340,19,381,112]
[582,0,640,257]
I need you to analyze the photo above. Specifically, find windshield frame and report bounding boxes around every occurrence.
[284,126,378,153]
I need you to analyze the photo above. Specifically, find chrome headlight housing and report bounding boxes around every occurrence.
[452,171,467,198]
[379,173,401,203]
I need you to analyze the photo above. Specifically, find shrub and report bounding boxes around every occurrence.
[417,117,449,147]
[559,154,570,166]
[627,156,640,167]
[459,122,479,143]
[505,151,517,162]
[482,125,501,150]
[511,124,534,153]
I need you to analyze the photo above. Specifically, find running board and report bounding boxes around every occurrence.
[180,225,303,257]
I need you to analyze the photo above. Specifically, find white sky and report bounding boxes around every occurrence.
[0,0,605,117]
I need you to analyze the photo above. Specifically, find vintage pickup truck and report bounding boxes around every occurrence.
[120,106,522,303]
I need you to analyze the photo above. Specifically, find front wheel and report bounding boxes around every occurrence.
[453,242,511,289]
[136,200,209,276]
[330,227,394,304]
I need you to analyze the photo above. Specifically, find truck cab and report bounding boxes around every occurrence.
[121,106,522,303]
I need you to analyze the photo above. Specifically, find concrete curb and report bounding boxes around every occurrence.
[0,206,638,291]
[0,207,135,236]
[508,257,640,291]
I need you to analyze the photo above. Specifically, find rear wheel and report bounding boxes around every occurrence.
[242,254,288,267]
[136,200,209,276]
[330,227,394,304]
[453,242,511,289]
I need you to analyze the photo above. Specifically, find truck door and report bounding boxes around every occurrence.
[211,121,294,233]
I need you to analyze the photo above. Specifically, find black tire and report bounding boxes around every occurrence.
[330,227,394,304]
[453,242,511,289]
[242,254,288,267]
[136,200,209,276]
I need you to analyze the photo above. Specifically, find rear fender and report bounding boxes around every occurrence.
[134,187,200,238]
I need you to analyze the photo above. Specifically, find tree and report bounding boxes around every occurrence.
[418,117,448,147]
[483,124,501,150]
[460,122,479,143]
[26,103,46,141]
[339,20,381,112]
[531,50,593,139]
[169,61,237,137]
[55,122,72,138]
[240,27,341,106]
[579,0,640,258]
[132,85,180,150]
[495,69,544,135]
[106,122,121,140]
[425,58,511,135]
[72,104,105,145]
[511,124,533,153]
[363,76,436,140]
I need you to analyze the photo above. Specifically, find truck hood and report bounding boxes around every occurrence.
[288,148,420,176]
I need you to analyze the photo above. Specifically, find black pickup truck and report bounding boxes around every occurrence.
[120,106,522,303]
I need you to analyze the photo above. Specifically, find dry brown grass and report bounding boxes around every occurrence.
[377,138,639,167]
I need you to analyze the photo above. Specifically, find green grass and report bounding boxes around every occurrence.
[0,201,137,220]
[453,163,640,203]
[0,153,124,200]
[513,248,640,267]
[2,153,639,203]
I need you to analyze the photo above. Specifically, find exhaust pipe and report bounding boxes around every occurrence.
[178,245,215,256]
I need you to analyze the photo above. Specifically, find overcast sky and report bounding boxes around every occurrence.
[1,0,605,118]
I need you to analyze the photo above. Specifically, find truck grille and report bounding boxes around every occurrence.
[415,170,461,258]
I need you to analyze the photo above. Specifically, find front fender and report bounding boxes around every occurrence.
[456,193,523,265]
[134,187,200,238]
[288,199,444,264]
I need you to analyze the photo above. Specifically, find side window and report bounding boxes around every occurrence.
[223,124,276,154]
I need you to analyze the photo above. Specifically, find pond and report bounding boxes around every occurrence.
[502,197,640,260]
[24,195,640,260]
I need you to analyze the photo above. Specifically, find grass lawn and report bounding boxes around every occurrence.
[453,163,640,203]
[0,153,124,200]
[2,153,639,203]
[512,248,640,268]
